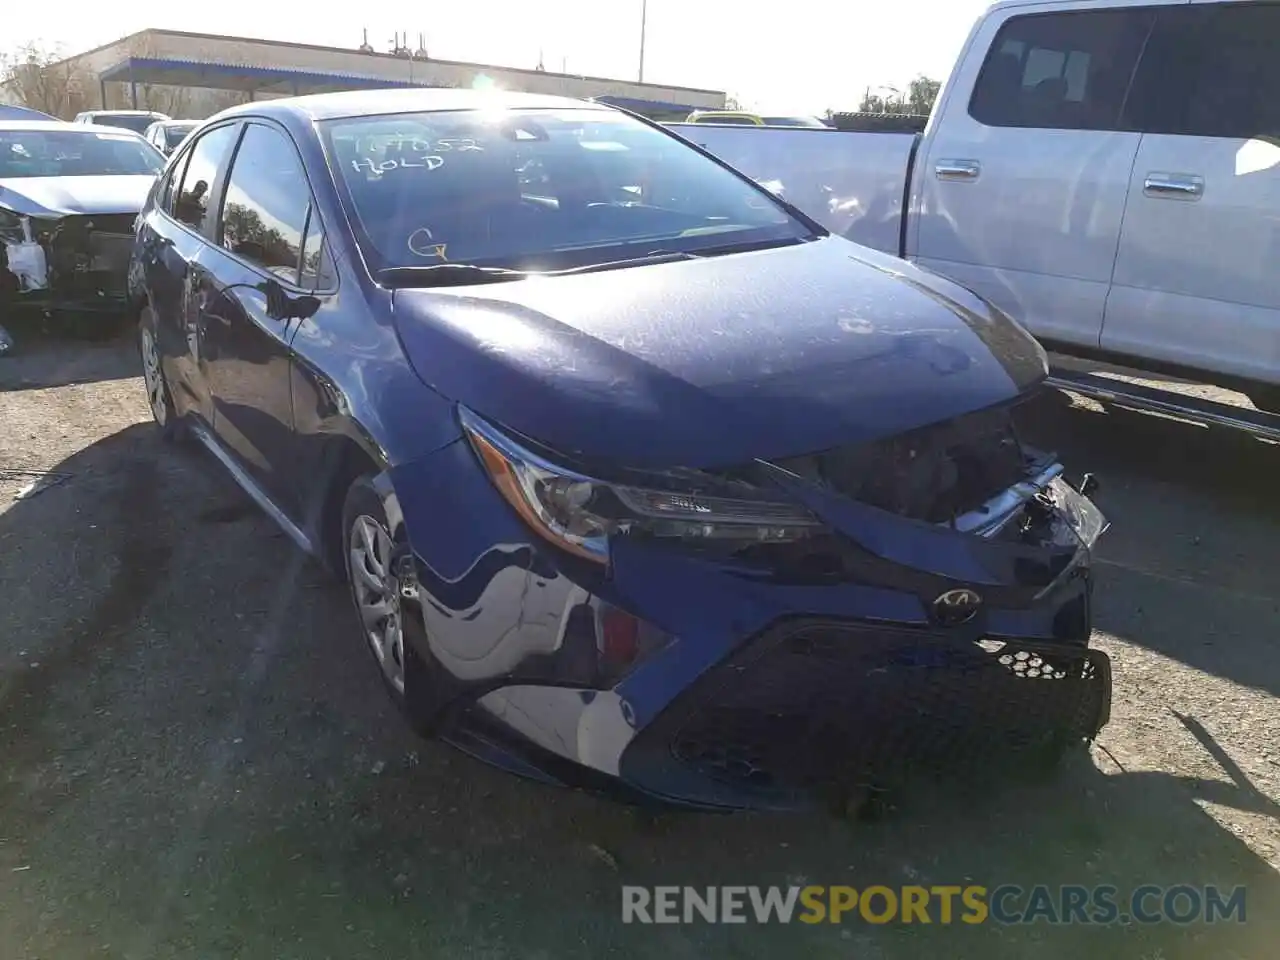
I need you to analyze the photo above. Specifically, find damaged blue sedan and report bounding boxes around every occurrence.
[131,89,1110,810]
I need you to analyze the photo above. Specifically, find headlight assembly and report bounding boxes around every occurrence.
[460,408,822,563]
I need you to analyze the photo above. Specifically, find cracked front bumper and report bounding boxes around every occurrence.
[389,427,1112,810]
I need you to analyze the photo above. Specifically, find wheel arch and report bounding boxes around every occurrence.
[308,428,395,579]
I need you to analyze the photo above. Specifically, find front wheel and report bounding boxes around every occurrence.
[341,475,444,737]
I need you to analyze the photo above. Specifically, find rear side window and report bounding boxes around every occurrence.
[159,149,190,214]
[969,8,1153,131]
[1124,2,1280,140]
[174,124,238,232]
[218,123,312,284]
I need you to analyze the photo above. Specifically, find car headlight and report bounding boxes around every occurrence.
[460,408,823,563]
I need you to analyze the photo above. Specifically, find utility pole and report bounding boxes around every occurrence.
[638,0,648,83]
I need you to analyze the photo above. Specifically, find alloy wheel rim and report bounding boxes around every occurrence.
[140,324,167,426]
[348,514,406,694]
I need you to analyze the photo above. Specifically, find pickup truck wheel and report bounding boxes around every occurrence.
[341,475,444,738]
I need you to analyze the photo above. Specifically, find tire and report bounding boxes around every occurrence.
[340,475,444,737]
[137,304,185,442]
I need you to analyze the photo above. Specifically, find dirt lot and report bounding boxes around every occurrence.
[2,332,1278,960]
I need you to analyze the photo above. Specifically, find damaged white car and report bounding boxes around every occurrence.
[0,120,164,347]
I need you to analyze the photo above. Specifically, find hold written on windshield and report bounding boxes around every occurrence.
[348,135,484,175]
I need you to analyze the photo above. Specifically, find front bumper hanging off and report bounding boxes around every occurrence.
[619,618,1111,808]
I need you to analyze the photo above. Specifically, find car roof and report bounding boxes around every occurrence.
[81,110,166,116]
[0,119,136,133]
[215,88,602,123]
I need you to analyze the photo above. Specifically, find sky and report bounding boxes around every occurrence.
[10,0,988,114]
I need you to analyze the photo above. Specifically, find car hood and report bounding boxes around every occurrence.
[391,237,1047,468]
[0,175,154,217]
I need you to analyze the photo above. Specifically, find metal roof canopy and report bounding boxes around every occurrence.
[592,95,700,115]
[97,57,423,105]
[96,58,705,114]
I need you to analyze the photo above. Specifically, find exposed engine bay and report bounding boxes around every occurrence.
[772,403,1041,526]
[0,211,136,311]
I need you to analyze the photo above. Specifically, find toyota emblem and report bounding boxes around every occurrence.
[931,588,983,626]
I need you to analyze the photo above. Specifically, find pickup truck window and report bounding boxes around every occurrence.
[969,8,1152,132]
[1124,2,1280,141]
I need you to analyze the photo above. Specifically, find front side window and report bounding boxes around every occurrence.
[0,129,163,179]
[218,123,311,283]
[299,207,333,290]
[173,124,238,233]
[1124,2,1280,140]
[322,107,813,273]
[969,8,1153,131]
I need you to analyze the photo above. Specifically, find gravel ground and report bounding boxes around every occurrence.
[1,333,1278,960]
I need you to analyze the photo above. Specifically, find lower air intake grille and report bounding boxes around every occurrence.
[647,621,1110,795]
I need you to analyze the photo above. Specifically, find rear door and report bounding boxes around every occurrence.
[198,120,317,515]
[139,121,240,424]
[912,2,1156,348]
[1102,1,1280,385]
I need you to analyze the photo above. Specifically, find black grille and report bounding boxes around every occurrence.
[771,404,1039,524]
[34,214,136,301]
[642,621,1110,796]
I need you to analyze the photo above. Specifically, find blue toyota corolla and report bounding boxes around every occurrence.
[131,89,1110,810]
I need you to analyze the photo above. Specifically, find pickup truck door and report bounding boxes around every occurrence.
[910,2,1155,349]
[1102,1,1280,385]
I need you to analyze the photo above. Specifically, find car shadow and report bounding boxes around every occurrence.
[0,320,139,391]
[1015,389,1280,696]
[0,418,1277,959]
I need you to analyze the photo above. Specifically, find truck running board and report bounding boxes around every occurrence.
[1045,369,1280,443]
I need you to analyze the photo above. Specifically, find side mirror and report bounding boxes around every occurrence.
[259,278,320,321]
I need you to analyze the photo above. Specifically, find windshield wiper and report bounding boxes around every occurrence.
[378,240,802,288]
[380,250,700,287]
[377,264,531,288]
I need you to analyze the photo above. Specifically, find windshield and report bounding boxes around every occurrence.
[90,114,157,134]
[164,124,196,148]
[322,107,815,273]
[0,129,163,179]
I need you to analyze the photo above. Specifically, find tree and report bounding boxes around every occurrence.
[857,74,941,116]
[0,42,95,119]
[907,75,942,116]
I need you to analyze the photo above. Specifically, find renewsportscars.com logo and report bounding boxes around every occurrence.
[621,884,1247,926]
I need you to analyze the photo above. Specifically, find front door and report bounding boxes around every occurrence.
[912,2,1153,349]
[199,121,316,516]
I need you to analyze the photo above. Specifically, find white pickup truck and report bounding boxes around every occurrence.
[668,0,1280,419]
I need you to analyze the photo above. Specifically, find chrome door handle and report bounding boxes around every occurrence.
[936,159,981,181]
[1144,174,1204,200]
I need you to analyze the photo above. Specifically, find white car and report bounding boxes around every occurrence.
[73,109,170,136]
